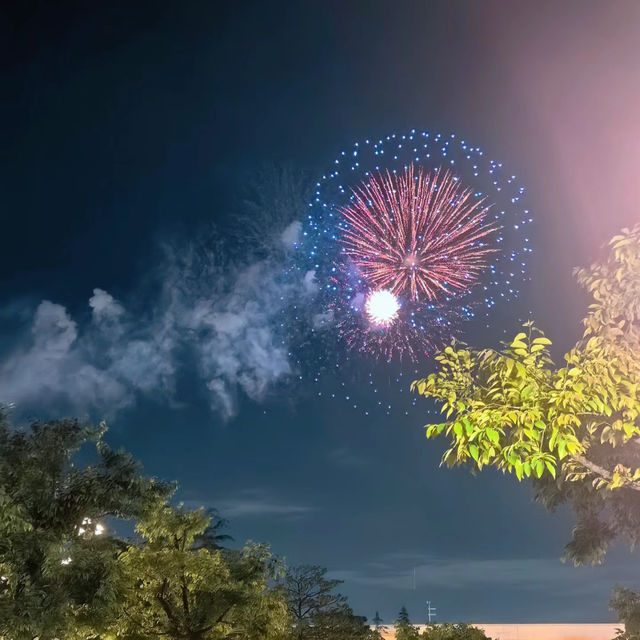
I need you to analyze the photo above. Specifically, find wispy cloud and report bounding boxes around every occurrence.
[328,446,367,467]
[215,489,317,519]
[331,551,640,597]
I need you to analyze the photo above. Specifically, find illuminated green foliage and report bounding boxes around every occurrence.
[111,505,288,640]
[0,415,171,640]
[413,227,640,563]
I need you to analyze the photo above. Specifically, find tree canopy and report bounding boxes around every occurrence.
[421,624,490,639]
[112,505,288,640]
[0,413,378,640]
[0,414,171,640]
[0,416,289,640]
[281,564,374,640]
[394,606,420,640]
[412,226,640,564]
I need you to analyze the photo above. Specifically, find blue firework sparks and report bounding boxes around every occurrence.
[287,129,532,415]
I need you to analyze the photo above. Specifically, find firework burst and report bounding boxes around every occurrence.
[339,164,496,302]
[290,129,532,415]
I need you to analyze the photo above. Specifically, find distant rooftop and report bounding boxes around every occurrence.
[380,623,620,640]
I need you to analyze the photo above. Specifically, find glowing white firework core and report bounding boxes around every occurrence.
[365,290,400,327]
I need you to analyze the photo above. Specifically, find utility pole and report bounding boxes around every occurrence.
[426,600,437,623]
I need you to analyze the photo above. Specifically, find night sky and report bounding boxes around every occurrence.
[5,0,640,625]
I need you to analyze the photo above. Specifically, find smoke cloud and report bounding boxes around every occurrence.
[0,230,313,420]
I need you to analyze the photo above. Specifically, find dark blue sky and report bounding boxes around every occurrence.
[4,0,640,624]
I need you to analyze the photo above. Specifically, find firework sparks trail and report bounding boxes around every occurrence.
[339,164,497,302]
[290,129,532,414]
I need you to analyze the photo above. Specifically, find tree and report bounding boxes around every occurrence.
[192,507,233,550]
[112,504,288,640]
[421,623,490,639]
[282,565,347,638]
[395,606,420,640]
[0,414,171,640]
[282,564,373,639]
[412,226,640,564]
[611,587,640,639]
[373,611,384,631]
[306,606,376,640]
[397,606,411,623]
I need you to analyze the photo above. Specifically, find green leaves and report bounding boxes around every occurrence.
[413,226,640,566]
[415,324,559,480]
[413,226,640,494]
[0,415,173,640]
[112,506,289,640]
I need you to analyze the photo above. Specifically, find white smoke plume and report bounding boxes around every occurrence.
[0,232,312,421]
[0,290,176,416]
[280,220,302,248]
[161,241,299,419]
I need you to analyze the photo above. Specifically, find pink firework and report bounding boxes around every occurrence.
[339,164,496,302]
